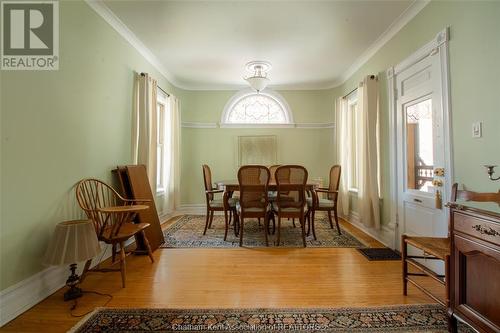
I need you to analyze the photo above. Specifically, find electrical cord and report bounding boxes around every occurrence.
[70,290,113,317]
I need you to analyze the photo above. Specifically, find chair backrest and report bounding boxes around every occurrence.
[238,165,270,214]
[202,164,215,201]
[451,183,500,204]
[328,165,341,201]
[275,165,308,211]
[268,165,281,183]
[76,178,124,236]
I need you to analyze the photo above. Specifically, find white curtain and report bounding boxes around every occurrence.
[357,75,381,229]
[132,73,158,192]
[164,95,181,213]
[336,96,350,216]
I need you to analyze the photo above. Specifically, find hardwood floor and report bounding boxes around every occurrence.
[0,217,444,332]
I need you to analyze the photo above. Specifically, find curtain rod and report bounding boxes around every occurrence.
[342,74,377,99]
[140,72,170,97]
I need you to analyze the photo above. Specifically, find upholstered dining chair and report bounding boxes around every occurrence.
[402,183,500,308]
[274,165,308,247]
[76,178,154,288]
[237,165,271,246]
[202,164,238,241]
[306,165,341,239]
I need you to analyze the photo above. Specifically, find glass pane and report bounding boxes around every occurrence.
[405,99,433,193]
[228,94,287,123]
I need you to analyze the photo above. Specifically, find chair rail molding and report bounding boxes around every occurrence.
[182,122,335,129]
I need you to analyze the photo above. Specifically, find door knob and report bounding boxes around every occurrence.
[434,168,445,177]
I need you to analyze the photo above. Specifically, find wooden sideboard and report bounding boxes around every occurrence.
[448,202,500,333]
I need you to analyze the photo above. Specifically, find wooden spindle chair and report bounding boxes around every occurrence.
[306,165,341,239]
[237,165,271,246]
[76,178,154,288]
[274,165,308,247]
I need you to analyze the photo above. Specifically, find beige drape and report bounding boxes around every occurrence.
[164,95,181,213]
[336,97,350,216]
[357,75,381,229]
[132,73,158,192]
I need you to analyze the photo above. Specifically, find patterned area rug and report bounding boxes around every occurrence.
[161,215,365,248]
[69,304,469,332]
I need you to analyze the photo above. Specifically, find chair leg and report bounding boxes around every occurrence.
[223,209,229,241]
[276,217,282,246]
[292,218,296,228]
[402,235,408,296]
[203,208,210,235]
[327,210,334,229]
[258,218,261,226]
[305,210,310,236]
[119,241,126,288]
[208,210,214,228]
[263,215,269,246]
[111,244,117,264]
[239,218,244,247]
[311,210,317,240]
[228,209,233,226]
[334,207,341,235]
[141,230,155,263]
[300,216,307,247]
[80,258,93,284]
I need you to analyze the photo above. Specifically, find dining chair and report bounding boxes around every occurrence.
[237,165,271,246]
[402,183,500,308]
[202,164,237,241]
[274,165,308,247]
[306,165,341,239]
[76,178,154,288]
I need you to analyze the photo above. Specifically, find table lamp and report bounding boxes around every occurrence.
[44,220,101,301]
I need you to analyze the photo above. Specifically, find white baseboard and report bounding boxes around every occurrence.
[343,212,396,249]
[0,238,134,327]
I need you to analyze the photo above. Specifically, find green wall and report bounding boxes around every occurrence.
[179,89,338,205]
[0,1,178,291]
[335,0,500,225]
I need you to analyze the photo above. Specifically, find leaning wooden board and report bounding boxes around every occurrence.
[114,165,165,251]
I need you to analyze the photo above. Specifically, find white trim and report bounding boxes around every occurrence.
[344,212,396,249]
[84,0,182,89]
[0,238,134,327]
[181,122,335,129]
[220,89,294,125]
[386,66,399,234]
[182,122,218,129]
[85,0,429,91]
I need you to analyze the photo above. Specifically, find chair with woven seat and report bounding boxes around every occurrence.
[76,178,154,288]
[202,164,237,240]
[402,183,500,307]
[274,165,308,247]
[306,165,341,239]
[237,165,271,246]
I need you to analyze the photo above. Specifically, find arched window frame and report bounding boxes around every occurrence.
[220,89,294,128]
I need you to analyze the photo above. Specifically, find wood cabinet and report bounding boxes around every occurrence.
[448,203,500,333]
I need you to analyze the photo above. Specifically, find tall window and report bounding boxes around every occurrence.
[221,90,293,125]
[156,89,170,192]
[346,92,359,191]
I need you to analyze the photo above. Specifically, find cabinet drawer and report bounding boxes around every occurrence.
[454,212,500,246]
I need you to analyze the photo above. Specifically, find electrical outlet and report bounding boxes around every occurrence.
[472,122,482,138]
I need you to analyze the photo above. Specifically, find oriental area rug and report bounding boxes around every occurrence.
[160,215,365,248]
[69,304,473,333]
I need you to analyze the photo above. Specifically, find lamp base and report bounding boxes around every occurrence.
[64,285,83,301]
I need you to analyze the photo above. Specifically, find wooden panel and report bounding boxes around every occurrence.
[124,165,165,250]
[454,212,500,245]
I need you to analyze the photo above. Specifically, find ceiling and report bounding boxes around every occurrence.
[102,0,418,90]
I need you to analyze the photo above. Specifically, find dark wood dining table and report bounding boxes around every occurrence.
[214,180,319,236]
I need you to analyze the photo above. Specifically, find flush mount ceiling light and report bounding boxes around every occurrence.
[244,61,272,92]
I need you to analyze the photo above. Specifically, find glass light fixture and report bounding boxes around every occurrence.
[244,61,272,92]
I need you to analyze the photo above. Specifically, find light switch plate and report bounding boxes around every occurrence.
[472,121,482,138]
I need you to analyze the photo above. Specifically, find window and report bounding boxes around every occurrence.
[346,92,359,191]
[156,89,170,192]
[221,89,293,126]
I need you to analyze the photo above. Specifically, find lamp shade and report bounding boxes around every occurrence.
[44,220,101,266]
[245,76,270,92]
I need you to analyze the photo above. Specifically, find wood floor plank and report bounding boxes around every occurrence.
[0,217,444,332]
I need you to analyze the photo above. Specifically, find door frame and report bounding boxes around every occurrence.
[387,28,453,250]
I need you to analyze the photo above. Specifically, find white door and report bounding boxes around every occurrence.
[394,42,451,272]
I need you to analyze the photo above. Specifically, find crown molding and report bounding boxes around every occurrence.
[86,0,430,91]
[84,0,185,89]
[333,0,431,88]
